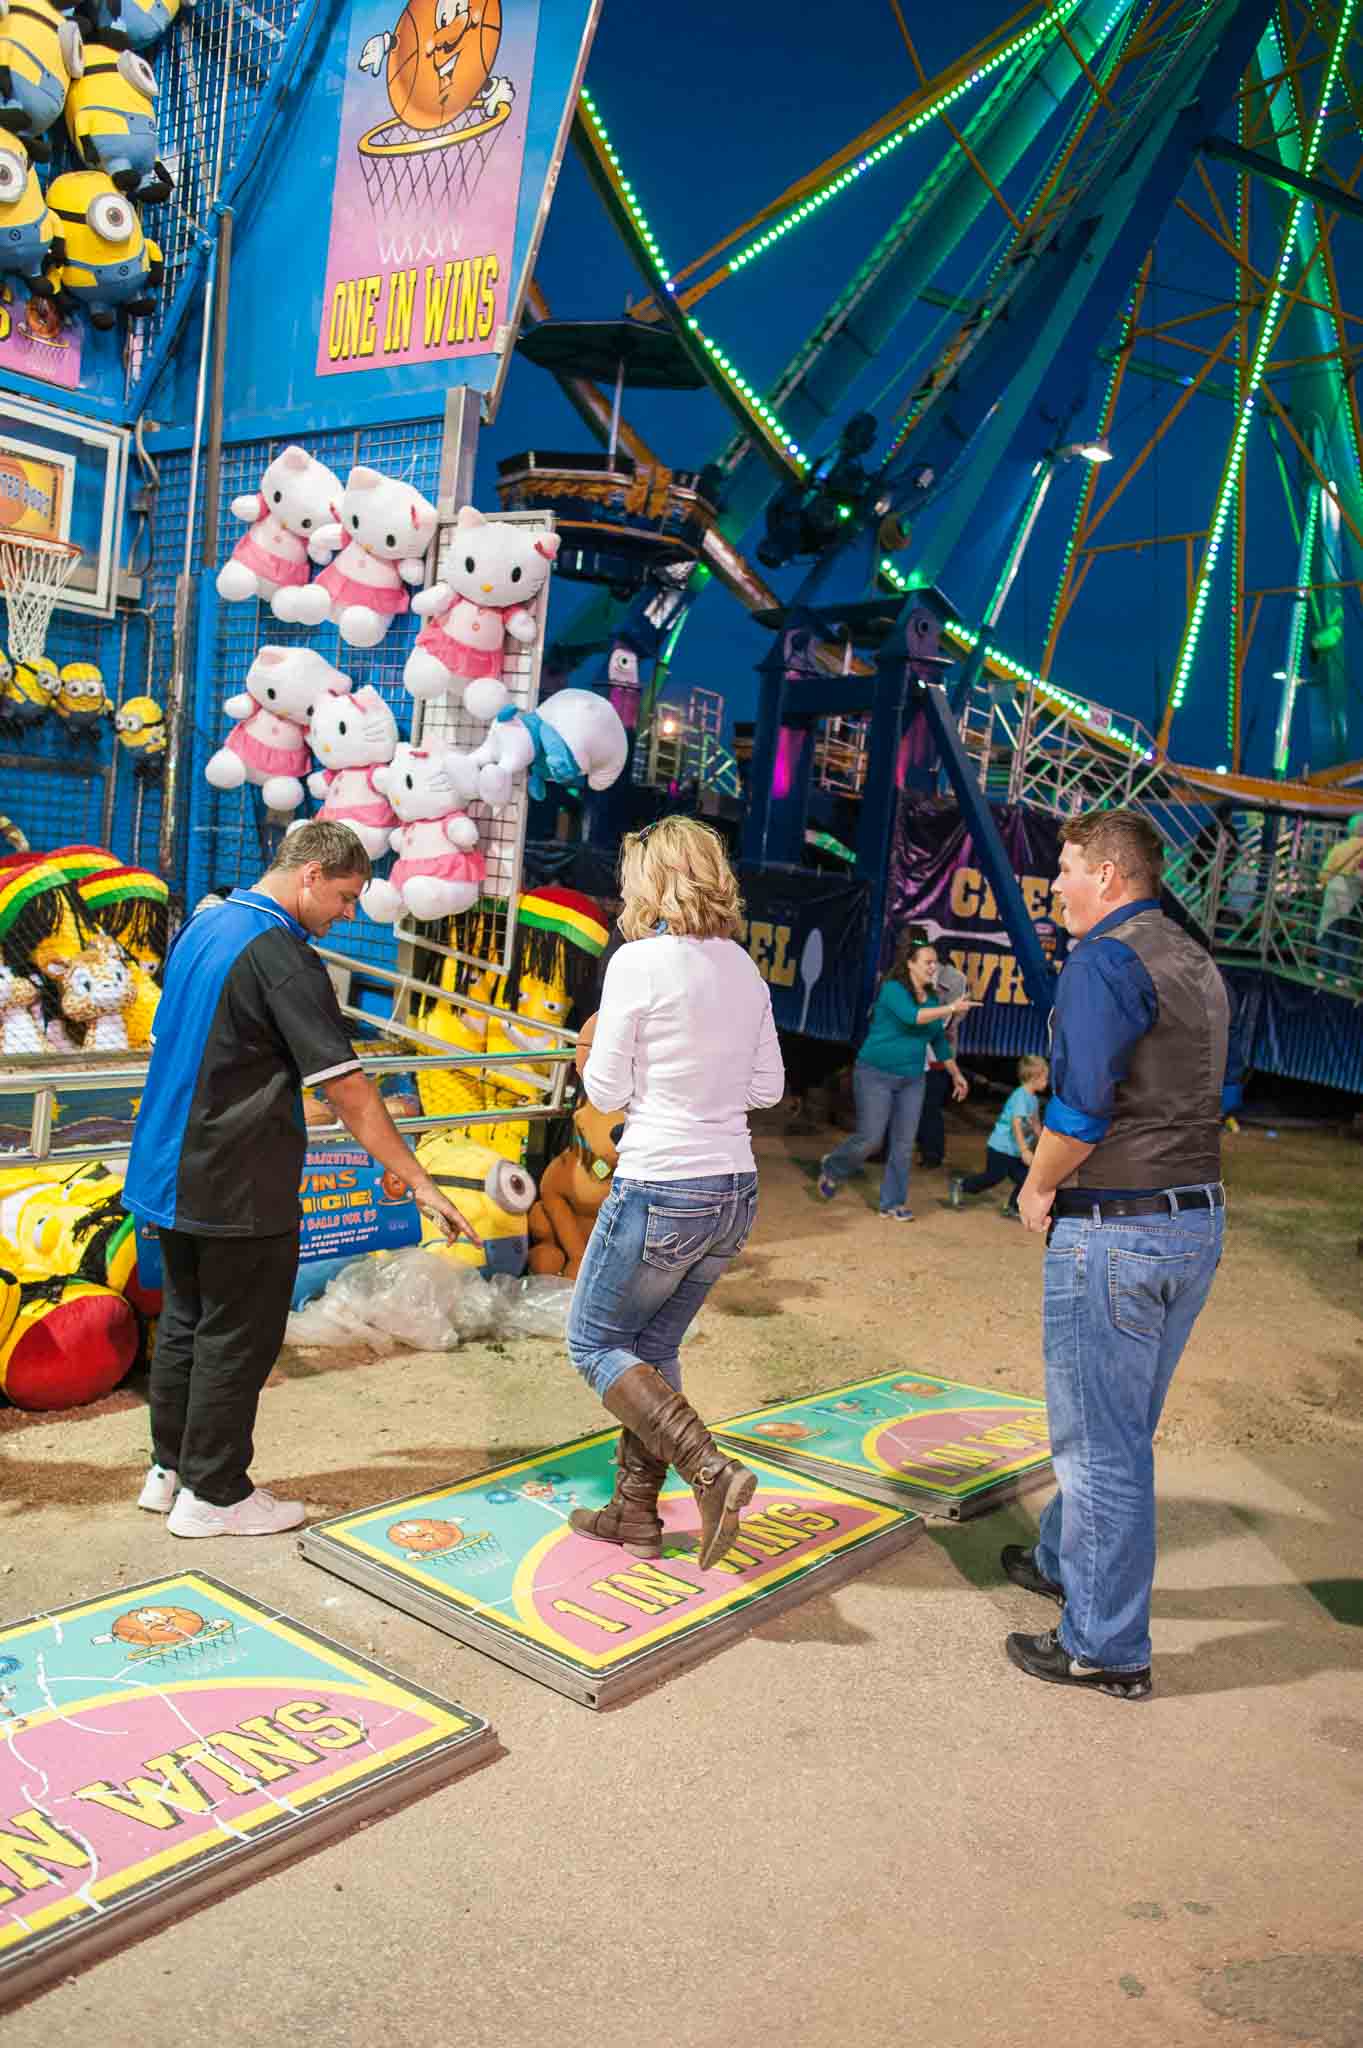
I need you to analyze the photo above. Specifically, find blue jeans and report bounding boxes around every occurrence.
[822,1063,926,1211]
[566,1173,759,1400]
[1035,1193,1225,1670]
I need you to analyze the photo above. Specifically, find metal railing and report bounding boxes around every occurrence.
[957,674,1363,1000]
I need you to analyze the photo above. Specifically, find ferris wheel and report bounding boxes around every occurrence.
[528,0,1363,804]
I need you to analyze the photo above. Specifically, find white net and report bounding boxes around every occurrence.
[358,103,510,267]
[0,535,82,664]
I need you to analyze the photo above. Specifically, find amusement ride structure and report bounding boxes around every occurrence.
[494,0,1363,1052]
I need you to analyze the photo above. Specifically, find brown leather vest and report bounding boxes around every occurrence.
[1063,909,1229,1191]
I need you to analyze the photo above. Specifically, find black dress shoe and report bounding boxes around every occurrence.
[1006,1629,1152,1701]
[1000,1543,1064,1603]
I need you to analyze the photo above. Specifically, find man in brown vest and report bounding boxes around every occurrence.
[1006,808,1229,1701]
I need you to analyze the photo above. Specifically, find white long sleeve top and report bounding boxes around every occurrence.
[583,934,786,1182]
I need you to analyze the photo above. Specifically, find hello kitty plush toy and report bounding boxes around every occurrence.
[292,685,399,859]
[204,646,352,815]
[216,445,343,617]
[404,506,560,718]
[274,465,437,648]
[360,745,486,926]
[444,688,629,808]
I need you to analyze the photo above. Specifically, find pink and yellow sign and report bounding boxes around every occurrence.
[0,1573,493,2006]
[317,0,541,377]
[302,1435,922,1704]
[0,288,83,397]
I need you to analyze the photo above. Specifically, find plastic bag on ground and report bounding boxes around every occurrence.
[285,1248,573,1351]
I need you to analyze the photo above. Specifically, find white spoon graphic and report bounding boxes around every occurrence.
[797,927,825,1032]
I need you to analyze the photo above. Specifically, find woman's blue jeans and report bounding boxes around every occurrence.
[822,1063,926,1211]
[566,1173,759,1401]
[1036,1196,1224,1670]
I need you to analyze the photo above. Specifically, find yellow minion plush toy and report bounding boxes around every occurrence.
[411,1133,536,1277]
[79,0,191,60]
[64,44,172,204]
[0,125,60,295]
[45,169,163,329]
[0,653,51,728]
[58,660,111,733]
[113,692,165,770]
[0,0,83,161]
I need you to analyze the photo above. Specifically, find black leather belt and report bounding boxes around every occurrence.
[1053,1185,1225,1219]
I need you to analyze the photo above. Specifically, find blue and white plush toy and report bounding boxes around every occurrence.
[442,688,629,809]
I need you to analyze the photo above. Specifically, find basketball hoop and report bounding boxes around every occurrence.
[0,533,82,664]
[358,100,510,267]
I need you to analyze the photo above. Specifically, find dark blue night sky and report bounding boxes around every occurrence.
[474,1,1363,780]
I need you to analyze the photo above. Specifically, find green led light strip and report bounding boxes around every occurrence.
[578,89,810,472]
[1273,481,1319,775]
[725,1,1087,277]
[1167,0,1359,731]
[1041,285,1138,660]
[1227,93,1247,757]
[877,556,1147,756]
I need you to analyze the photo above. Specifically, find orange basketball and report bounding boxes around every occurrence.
[386,0,501,133]
[112,1605,207,1647]
[0,458,26,532]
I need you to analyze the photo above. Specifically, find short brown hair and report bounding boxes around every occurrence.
[617,816,742,941]
[267,820,372,883]
[1060,808,1162,896]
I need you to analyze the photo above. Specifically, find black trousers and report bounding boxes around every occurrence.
[961,1147,1028,1208]
[918,1066,952,1164]
[152,1227,300,1506]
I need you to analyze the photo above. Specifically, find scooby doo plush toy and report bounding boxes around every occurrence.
[527,1101,623,1280]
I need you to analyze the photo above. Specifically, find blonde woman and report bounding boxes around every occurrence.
[566,817,785,1569]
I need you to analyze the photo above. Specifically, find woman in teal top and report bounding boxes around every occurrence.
[818,936,972,1220]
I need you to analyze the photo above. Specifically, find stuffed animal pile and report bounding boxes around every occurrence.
[0,0,177,332]
[207,487,629,926]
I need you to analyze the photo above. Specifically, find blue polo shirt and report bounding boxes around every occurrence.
[1044,898,1242,1191]
[123,889,360,1237]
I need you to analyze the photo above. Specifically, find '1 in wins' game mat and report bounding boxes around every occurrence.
[0,1574,495,2009]
[300,1432,922,1707]
[716,1372,1053,1517]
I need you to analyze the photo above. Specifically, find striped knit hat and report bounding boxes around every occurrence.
[76,866,170,963]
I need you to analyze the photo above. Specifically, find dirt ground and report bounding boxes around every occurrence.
[1,1102,1360,2045]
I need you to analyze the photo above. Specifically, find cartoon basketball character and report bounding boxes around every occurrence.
[388,1515,486,1560]
[753,1420,819,1441]
[358,0,514,130]
[93,1604,233,1653]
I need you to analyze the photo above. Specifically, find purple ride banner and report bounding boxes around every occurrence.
[886,796,1069,1032]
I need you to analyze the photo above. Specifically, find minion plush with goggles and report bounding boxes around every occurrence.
[410,1131,536,1277]
[0,126,59,294]
[57,660,111,732]
[0,0,84,159]
[74,0,191,58]
[44,168,162,328]
[0,654,53,727]
[64,43,172,203]
[113,693,164,770]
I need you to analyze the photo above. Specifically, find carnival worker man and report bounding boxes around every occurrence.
[1005,807,1229,1702]
[123,822,479,1539]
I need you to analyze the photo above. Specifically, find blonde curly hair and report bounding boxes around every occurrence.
[617,816,744,941]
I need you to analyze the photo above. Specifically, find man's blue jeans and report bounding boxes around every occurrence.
[822,1063,926,1211]
[1035,1193,1225,1671]
[566,1173,758,1400]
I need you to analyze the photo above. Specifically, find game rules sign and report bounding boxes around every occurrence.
[317,0,541,376]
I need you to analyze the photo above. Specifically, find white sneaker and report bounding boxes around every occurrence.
[137,1465,178,1513]
[167,1485,306,1538]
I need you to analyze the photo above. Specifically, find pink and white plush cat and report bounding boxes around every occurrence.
[294,685,399,859]
[274,466,437,648]
[404,506,560,718]
[216,445,343,617]
[204,646,352,815]
[360,744,485,925]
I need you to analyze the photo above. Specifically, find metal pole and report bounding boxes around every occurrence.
[159,234,219,882]
[607,358,625,466]
[200,207,234,569]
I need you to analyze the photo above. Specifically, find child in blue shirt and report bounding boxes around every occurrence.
[950,1056,1048,1218]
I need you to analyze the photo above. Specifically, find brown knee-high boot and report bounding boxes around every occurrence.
[569,1430,667,1558]
[601,1363,756,1571]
